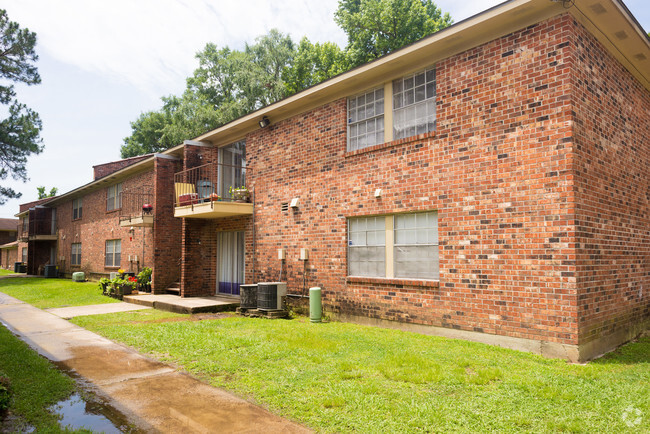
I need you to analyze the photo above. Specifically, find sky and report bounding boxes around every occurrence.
[1,0,648,218]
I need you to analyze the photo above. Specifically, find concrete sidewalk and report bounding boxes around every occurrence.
[46,302,152,319]
[0,292,309,433]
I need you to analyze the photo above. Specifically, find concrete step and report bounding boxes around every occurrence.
[123,294,240,314]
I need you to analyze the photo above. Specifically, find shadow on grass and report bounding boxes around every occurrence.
[590,335,650,366]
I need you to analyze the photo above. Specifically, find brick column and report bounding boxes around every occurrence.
[152,154,182,293]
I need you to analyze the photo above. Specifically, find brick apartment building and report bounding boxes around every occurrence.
[0,218,19,269]
[16,155,183,291]
[16,0,649,361]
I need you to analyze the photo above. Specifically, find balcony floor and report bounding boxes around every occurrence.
[174,201,253,219]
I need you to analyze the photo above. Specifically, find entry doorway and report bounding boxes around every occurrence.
[217,231,244,296]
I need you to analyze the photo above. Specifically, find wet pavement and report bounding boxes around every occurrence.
[0,291,310,433]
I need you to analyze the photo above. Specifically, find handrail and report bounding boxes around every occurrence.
[173,162,250,207]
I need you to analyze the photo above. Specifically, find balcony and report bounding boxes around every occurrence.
[174,162,253,219]
[18,219,57,241]
[119,192,154,228]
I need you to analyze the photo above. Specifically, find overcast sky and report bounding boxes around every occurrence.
[1,0,648,218]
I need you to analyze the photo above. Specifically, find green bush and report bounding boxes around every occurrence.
[0,373,12,415]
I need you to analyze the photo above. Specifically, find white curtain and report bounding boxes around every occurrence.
[217,231,244,295]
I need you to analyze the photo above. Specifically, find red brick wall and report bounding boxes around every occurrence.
[56,170,155,279]
[93,155,151,180]
[570,20,650,346]
[1,248,17,269]
[242,14,579,345]
[152,156,183,292]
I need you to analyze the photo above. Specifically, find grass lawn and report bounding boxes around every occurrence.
[0,324,77,432]
[0,269,17,276]
[0,278,119,309]
[72,311,650,433]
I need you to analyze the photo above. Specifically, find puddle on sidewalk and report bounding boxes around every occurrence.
[50,390,147,433]
[50,393,123,433]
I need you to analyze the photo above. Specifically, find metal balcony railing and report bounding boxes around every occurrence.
[17,218,57,240]
[173,162,249,207]
[119,191,154,224]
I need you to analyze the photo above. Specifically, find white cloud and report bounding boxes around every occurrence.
[4,0,347,97]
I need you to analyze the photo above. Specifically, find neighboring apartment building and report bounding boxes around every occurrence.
[17,155,183,290]
[170,0,649,362]
[0,218,19,269]
[16,0,648,362]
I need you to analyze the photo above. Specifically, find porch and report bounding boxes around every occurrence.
[119,191,154,228]
[173,162,253,219]
[123,293,240,314]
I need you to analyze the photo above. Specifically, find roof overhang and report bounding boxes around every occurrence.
[193,0,648,146]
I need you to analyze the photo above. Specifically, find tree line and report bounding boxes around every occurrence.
[120,0,452,158]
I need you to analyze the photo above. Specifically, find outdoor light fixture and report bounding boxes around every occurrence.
[259,116,270,128]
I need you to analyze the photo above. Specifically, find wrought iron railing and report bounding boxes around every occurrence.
[119,191,154,223]
[173,162,249,207]
[17,218,57,239]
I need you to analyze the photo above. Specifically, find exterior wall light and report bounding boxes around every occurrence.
[259,116,270,128]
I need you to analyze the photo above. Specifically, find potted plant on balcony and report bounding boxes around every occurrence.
[229,185,250,203]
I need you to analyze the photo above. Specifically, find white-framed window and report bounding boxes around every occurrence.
[105,239,121,267]
[348,211,439,280]
[106,183,122,211]
[348,216,386,277]
[347,87,384,152]
[394,212,439,279]
[21,247,27,263]
[393,66,436,139]
[71,243,81,266]
[22,216,28,232]
[73,198,83,220]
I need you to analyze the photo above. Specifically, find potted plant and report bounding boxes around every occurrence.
[99,277,111,295]
[137,267,152,292]
[229,185,250,202]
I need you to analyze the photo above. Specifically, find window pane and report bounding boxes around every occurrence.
[347,87,385,152]
[394,246,439,279]
[393,66,436,140]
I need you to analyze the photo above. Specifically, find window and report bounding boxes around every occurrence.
[105,239,121,267]
[73,198,83,220]
[22,217,28,232]
[345,66,436,149]
[394,212,439,279]
[347,87,384,152]
[21,247,27,263]
[106,183,122,211]
[393,67,436,139]
[71,243,81,266]
[348,211,439,280]
[348,216,386,277]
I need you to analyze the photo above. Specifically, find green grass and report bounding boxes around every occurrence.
[0,269,17,276]
[72,311,650,433]
[0,324,77,431]
[0,278,119,309]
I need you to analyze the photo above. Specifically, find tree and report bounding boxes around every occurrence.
[335,0,452,67]
[36,186,57,199]
[123,30,298,158]
[285,37,348,95]
[0,9,43,204]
